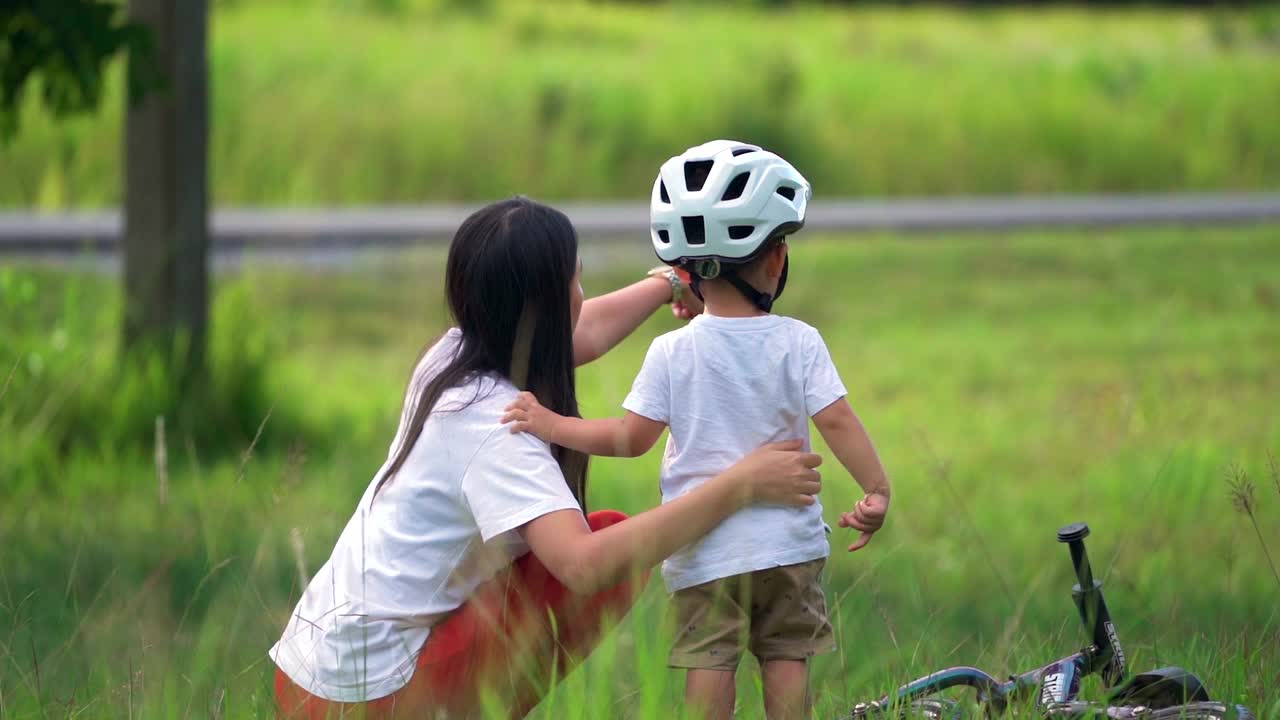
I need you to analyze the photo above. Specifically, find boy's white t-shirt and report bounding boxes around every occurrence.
[623,314,847,592]
[269,329,582,702]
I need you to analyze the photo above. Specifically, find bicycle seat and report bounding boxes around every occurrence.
[1109,666,1211,707]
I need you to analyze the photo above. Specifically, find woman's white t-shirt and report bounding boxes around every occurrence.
[269,329,582,702]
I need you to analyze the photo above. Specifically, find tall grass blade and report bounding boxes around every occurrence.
[236,404,274,484]
[0,358,17,405]
[290,528,309,589]
[1270,451,1279,500]
[1228,465,1280,593]
[921,435,1015,604]
[155,416,169,507]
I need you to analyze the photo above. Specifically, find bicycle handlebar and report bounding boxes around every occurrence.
[1057,522,1127,687]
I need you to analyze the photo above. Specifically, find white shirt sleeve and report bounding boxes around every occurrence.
[803,326,848,417]
[460,429,582,542]
[622,338,671,424]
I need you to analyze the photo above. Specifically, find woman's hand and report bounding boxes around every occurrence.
[670,267,704,320]
[671,295,703,321]
[723,439,823,509]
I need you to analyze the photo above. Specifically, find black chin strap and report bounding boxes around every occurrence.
[688,273,705,302]
[775,254,789,303]
[684,256,789,313]
[722,269,774,312]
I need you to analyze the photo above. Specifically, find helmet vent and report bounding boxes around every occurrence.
[657,229,670,244]
[731,148,756,157]
[721,172,750,202]
[776,186,797,201]
[684,161,714,192]
[659,181,670,204]
[681,216,706,246]
[728,225,755,240]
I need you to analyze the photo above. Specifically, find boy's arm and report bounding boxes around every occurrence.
[545,413,666,458]
[503,392,666,458]
[812,398,891,498]
[812,397,892,550]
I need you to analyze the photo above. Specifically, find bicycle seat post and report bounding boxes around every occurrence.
[1057,522,1094,588]
[1057,522,1127,687]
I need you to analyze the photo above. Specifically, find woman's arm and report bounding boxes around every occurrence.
[520,440,823,595]
[572,273,701,367]
[503,392,665,457]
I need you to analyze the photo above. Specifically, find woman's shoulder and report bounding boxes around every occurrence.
[455,390,561,484]
[402,329,549,452]
[412,380,555,479]
[434,373,520,419]
[411,328,464,377]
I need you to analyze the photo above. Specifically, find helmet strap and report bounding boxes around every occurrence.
[688,272,705,302]
[722,267,775,313]
[682,252,787,313]
[774,254,789,304]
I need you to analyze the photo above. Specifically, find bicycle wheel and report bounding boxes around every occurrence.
[902,698,963,720]
[847,697,964,720]
[1147,703,1256,720]
[1044,701,1256,719]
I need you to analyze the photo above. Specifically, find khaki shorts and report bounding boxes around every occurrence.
[668,559,835,670]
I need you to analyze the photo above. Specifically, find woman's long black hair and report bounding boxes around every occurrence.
[374,197,589,507]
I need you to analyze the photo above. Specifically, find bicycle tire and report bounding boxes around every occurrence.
[845,697,964,720]
[902,698,963,720]
[1044,701,1255,719]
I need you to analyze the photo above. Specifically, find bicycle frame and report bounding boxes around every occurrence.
[853,649,1102,715]
[1057,522,1127,687]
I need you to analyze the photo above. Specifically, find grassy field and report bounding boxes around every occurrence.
[2,226,1279,718]
[4,3,1280,209]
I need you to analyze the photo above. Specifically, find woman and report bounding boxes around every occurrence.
[271,197,824,718]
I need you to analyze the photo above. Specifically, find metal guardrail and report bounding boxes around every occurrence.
[2,193,1279,257]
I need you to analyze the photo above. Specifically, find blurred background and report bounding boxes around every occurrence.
[1,1,1278,718]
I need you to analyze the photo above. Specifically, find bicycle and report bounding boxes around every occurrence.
[845,523,1256,719]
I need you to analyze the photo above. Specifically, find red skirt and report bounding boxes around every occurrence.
[275,510,646,719]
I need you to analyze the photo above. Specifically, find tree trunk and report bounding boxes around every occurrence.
[124,0,208,382]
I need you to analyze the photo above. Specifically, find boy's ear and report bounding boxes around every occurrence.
[767,241,789,279]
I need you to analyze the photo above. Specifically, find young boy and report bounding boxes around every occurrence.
[502,139,891,720]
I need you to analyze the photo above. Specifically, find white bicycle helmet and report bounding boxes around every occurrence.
[650,139,811,311]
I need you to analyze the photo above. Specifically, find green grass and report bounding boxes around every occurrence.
[2,225,1280,718]
[4,3,1280,209]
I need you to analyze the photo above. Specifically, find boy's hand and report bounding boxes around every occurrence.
[839,493,889,552]
[502,391,563,441]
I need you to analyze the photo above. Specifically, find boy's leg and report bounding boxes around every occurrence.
[748,559,835,720]
[761,660,810,720]
[685,669,737,720]
[669,575,749,720]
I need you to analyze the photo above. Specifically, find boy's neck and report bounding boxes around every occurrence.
[699,281,771,318]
